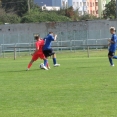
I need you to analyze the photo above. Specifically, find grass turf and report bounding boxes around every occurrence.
[0,50,117,117]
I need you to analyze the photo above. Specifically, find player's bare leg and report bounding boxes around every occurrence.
[27,59,34,70]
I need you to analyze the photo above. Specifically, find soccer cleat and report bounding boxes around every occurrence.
[47,66,51,69]
[26,68,29,71]
[110,64,114,67]
[42,66,48,70]
[54,64,60,67]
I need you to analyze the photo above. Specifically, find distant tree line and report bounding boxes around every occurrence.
[0,0,103,24]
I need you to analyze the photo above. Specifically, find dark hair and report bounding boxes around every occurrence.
[49,32,53,34]
[34,35,40,40]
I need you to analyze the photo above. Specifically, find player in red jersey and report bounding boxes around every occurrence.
[27,35,49,70]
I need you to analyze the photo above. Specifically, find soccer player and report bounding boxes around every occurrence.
[27,35,49,70]
[108,27,117,66]
[43,32,60,67]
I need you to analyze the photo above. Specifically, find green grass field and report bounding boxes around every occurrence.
[1,50,117,117]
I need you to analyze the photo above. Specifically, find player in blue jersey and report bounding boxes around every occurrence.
[43,32,60,67]
[108,27,117,66]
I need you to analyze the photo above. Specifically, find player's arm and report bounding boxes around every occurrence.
[108,39,115,44]
[108,43,111,47]
[54,34,57,41]
[51,34,57,41]
[108,36,116,44]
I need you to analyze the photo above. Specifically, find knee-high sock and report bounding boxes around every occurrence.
[28,63,32,69]
[44,59,48,66]
[109,58,113,65]
[46,62,49,67]
[53,58,56,65]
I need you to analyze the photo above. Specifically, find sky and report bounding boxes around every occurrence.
[34,0,52,6]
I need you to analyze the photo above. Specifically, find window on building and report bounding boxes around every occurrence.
[96,10,98,14]
[90,2,92,7]
[83,2,86,6]
[77,2,79,7]
[87,2,89,6]
[80,2,82,6]
[93,3,94,6]
[73,2,75,6]
[95,2,98,6]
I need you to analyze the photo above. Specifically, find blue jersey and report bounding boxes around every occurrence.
[109,34,117,52]
[43,34,54,50]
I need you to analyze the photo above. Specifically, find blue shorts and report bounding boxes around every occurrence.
[43,48,55,57]
[108,51,115,56]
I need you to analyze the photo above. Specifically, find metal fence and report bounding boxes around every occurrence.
[0,29,110,58]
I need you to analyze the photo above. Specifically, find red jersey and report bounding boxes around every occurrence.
[35,39,44,54]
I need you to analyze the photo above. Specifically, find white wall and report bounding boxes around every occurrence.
[0,20,116,51]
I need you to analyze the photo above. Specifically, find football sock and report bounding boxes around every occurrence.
[46,62,49,68]
[44,59,48,66]
[28,63,32,69]
[113,56,117,59]
[109,58,113,65]
[53,58,56,65]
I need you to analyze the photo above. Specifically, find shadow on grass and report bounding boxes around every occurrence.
[0,69,42,73]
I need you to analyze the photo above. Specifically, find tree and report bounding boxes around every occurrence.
[1,0,32,16]
[56,9,66,16]
[0,8,21,24]
[21,8,72,23]
[64,6,80,21]
[65,6,75,19]
[79,14,98,20]
[103,0,116,19]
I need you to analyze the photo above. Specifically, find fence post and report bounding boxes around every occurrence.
[18,33,20,56]
[95,30,97,50]
[70,39,72,51]
[60,32,62,52]
[0,45,1,57]
[2,34,5,58]
[87,46,90,58]
[73,30,75,52]
[14,44,16,60]
[86,30,88,50]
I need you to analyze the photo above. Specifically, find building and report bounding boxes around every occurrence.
[68,0,98,16]
[34,0,111,17]
[34,0,96,16]
[86,0,98,17]
[42,5,60,11]
[95,0,98,17]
